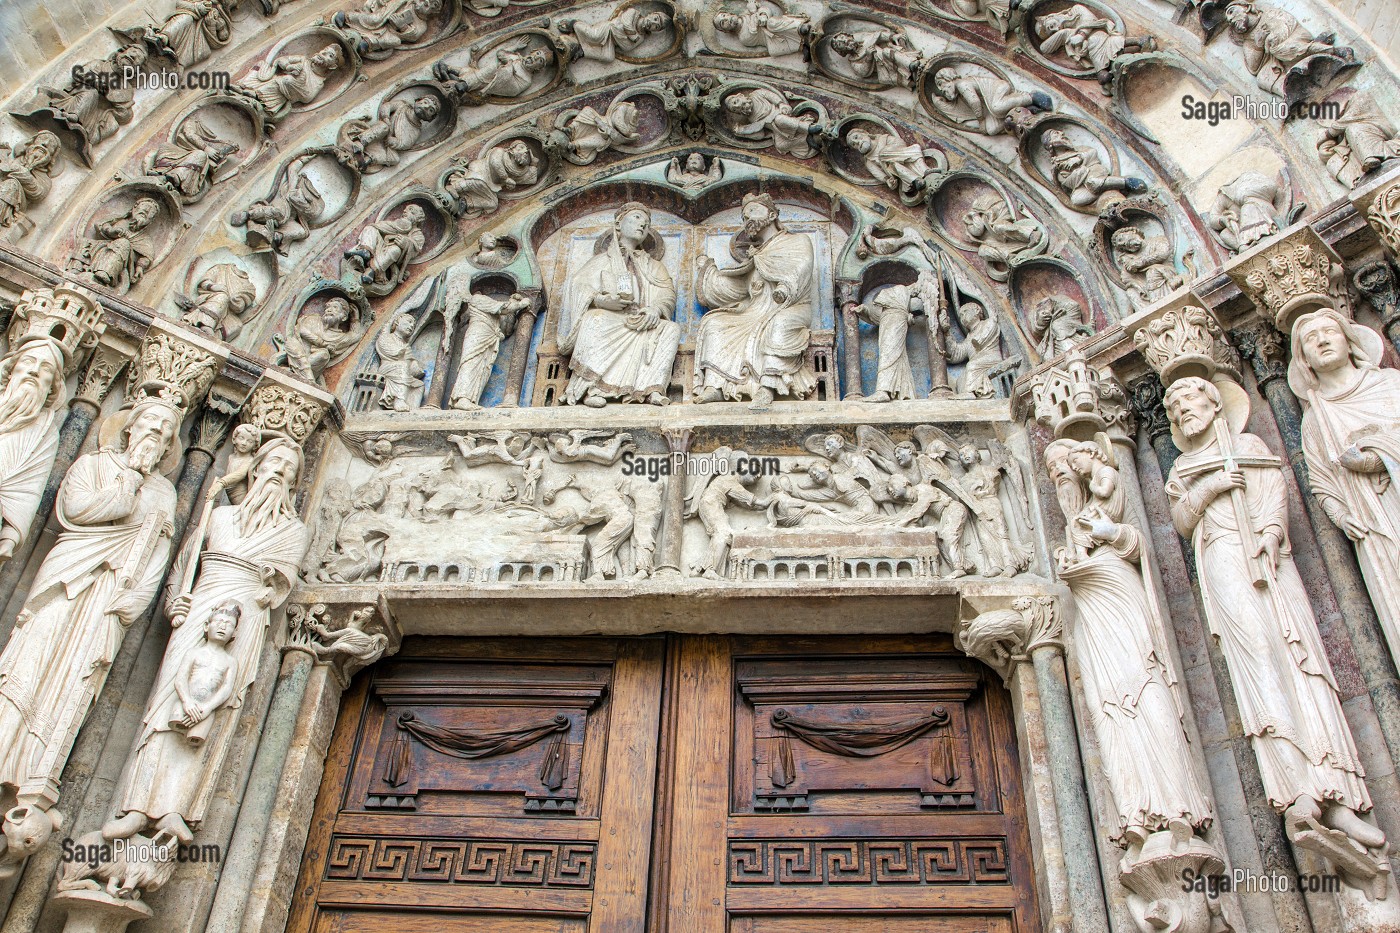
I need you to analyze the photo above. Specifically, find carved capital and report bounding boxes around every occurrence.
[1126,293,1240,386]
[956,595,1064,682]
[1352,165,1400,257]
[1128,375,1171,445]
[1352,259,1400,332]
[1230,322,1288,388]
[126,320,228,418]
[662,428,694,455]
[286,601,400,689]
[1223,224,1350,332]
[75,344,130,408]
[241,369,335,448]
[188,391,243,457]
[1029,349,1129,441]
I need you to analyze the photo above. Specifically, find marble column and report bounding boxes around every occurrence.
[959,595,1109,933]
[500,289,542,408]
[656,428,692,577]
[210,602,396,933]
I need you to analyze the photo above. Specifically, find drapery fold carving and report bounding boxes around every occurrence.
[386,711,572,789]
[769,706,956,788]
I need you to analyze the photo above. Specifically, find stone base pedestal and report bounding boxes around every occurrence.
[52,889,151,933]
[1120,830,1232,933]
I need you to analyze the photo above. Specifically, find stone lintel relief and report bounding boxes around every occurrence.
[301,419,1043,592]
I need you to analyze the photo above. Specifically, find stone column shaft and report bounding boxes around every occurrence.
[204,649,316,933]
[657,429,692,576]
[500,292,542,408]
[1029,642,1111,933]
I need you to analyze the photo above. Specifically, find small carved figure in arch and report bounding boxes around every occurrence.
[1030,295,1093,358]
[342,204,427,293]
[333,0,446,59]
[230,154,325,255]
[711,1,810,56]
[557,8,671,63]
[846,128,946,201]
[927,64,1050,135]
[667,152,724,189]
[176,263,257,343]
[67,197,164,294]
[231,43,347,126]
[827,28,923,88]
[336,95,442,174]
[443,140,542,217]
[0,131,61,240]
[961,194,1049,282]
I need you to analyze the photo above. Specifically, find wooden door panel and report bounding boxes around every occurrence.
[312,909,587,932]
[664,635,1041,933]
[729,916,1013,933]
[290,638,662,933]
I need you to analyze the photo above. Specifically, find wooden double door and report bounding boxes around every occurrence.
[289,635,1042,933]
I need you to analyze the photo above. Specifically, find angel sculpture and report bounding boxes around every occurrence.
[862,425,978,575]
[545,429,637,464]
[448,431,532,468]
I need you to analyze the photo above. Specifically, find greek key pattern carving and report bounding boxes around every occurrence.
[727,838,1009,885]
[324,836,596,887]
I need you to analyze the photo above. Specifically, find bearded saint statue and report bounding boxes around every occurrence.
[0,398,183,809]
[0,334,70,563]
[104,436,310,844]
[692,192,816,409]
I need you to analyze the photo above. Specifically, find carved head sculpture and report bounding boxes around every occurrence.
[614,202,653,248]
[523,49,552,74]
[639,11,668,33]
[894,440,916,468]
[829,32,858,55]
[962,194,1004,239]
[740,192,781,235]
[846,128,873,154]
[411,96,441,122]
[934,68,959,100]
[414,0,443,15]
[0,338,65,429]
[713,11,741,32]
[1067,439,1110,479]
[1043,437,1076,483]
[129,197,161,231]
[20,132,60,171]
[478,232,499,252]
[962,302,988,325]
[724,92,754,117]
[1163,376,1223,441]
[390,311,415,338]
[958,443,981,468]
[230,423,261,455]
[1224,1,1258,31]
[808,461,832,485]
[312,44,346,74]
[1041,128,1073,154]
[0,806,62,877]
[321,298,353,331]
[686,152,706,173]
[114,44,148,71]
[887,473,912,501]
[506,140,534,168]
[118,398,182,475]
[239,436,304,534]
[1111,226,1146,255]
[205,599,241,645]
[1289,308,1384,395]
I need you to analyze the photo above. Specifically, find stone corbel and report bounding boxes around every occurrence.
[1223,223,1352,333]
[285,599,400,688]
[955,594,1063,684]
